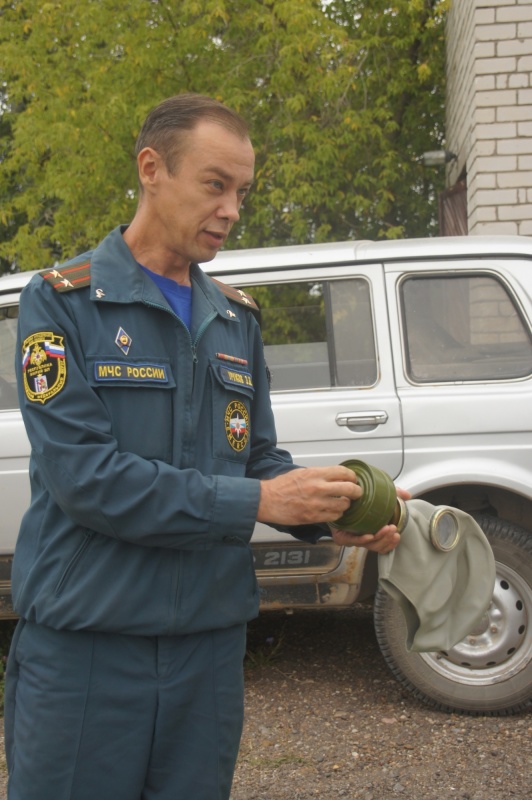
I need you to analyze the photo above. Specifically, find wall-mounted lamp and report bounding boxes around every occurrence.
[422,150,458,167]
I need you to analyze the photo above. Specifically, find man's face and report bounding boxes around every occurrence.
[143,121,255,269]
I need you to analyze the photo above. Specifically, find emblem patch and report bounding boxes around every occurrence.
[225,400,250,452]
[22,332,67,404]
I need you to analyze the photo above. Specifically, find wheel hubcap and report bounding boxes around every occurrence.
[420,560,531,685]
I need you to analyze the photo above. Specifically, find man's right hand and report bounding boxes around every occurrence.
[257,466,363,526]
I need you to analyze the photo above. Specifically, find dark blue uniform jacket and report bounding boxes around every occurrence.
[13,226,322,635]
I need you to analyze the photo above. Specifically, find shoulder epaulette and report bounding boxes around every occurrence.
[210,277,262,325]
[39,260,91,292]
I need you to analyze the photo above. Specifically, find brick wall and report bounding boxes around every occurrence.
[469,277,528,344]
[446,0,532,235]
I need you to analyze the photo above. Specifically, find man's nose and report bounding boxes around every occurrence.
[217,194,241,223]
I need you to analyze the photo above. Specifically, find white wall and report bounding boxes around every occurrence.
[446,0,532,234]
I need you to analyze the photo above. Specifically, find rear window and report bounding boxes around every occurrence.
[239,278,377,391]
[401,273,532,382]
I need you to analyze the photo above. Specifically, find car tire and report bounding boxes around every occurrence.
[373,515,532,715]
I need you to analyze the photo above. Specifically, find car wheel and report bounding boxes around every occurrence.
[373,515,532,715]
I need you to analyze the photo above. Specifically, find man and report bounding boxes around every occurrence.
[5,93,403,800]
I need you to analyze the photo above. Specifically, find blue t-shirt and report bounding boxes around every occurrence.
[140,265,192,331]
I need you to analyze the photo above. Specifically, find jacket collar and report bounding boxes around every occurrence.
[88,225,240,326]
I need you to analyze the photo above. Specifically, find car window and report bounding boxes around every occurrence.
[0,304,20,409]
[401,273,532,382]
[240,278,377,391]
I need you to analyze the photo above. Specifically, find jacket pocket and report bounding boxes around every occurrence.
[54,530,95,597]
[209,360,254,463]
[86,355,176,461]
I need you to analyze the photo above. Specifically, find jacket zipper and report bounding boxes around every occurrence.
[141,298,217,631]
[142,299,216,369]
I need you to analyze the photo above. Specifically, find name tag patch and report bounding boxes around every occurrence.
[218,366,254,391]
[94,361,169,384]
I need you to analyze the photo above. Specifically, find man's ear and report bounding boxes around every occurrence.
[137,147,163,192]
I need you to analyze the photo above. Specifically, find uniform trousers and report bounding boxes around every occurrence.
[4,619,247,800]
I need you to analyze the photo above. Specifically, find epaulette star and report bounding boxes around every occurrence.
[209,276,261,325]
[39,260,92,293]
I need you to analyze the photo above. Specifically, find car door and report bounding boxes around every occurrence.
[0,287,30,578]
[232,261,403,491]
[384,259,532,496]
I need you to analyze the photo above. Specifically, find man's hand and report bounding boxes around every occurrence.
[328,524,400,554]
[257,466,362,526]
[328,487,411,554]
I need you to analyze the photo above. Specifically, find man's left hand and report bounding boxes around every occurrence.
[329,524,400,554]
[328,487,411,554]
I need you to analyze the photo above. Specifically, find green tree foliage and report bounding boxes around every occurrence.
[247,282,326,346]
[0,0,448,272]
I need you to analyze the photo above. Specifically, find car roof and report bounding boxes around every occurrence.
[2,235,532,290]
[0,270,39,295]
[208,235,532,275]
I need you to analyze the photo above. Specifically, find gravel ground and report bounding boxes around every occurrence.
[0,606,529,799]
[231,605,531,800]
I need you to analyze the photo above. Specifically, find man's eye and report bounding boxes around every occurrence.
[210,180,224,191]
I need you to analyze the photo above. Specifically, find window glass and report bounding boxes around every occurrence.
[0,304,20,409]
[240,278,377,391]
[401,274,532,382]
[329,279,377,387]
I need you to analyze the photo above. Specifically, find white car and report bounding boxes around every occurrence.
[2,235,531,715]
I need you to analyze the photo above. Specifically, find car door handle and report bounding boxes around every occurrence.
[335,411,389,428]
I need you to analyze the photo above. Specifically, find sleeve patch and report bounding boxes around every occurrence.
[22,332,67,404]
